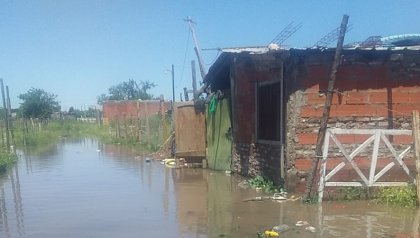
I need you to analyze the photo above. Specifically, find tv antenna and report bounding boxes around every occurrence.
[270,22,302,46]
[313,24,353,48]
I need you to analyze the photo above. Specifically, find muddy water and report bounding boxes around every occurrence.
[0,139,419,238]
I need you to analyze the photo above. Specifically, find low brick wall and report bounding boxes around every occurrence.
[102,100,170,124]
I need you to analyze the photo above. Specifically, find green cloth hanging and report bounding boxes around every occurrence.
[209,94,217,113]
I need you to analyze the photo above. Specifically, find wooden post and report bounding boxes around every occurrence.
[183,87,189,101]
[412,110,420,205]
[191,60,198,100]
[6,86,15,149]
[145,101,150,142]
[0,79,10,151]
[304,15,349,201]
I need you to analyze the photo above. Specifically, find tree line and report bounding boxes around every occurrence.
[16,79,156,120]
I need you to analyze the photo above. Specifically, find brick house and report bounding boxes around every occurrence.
[204,46,420,192]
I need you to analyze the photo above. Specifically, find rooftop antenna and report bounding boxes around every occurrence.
[270,22,302,46]
[185,17,207,79]
[313,24,353,48]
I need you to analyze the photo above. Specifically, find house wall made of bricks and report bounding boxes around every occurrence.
[285,50,420,192]
[230,55,284,184]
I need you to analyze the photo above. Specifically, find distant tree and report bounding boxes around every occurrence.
[68,106,75,115]
[97,79,156,105]
[18,88,60,119]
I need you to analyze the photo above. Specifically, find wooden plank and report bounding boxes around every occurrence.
[382,130,413,136]
[412,110,420,205]
[326,182,409,187]
[330,128,412,135]
[325,162,345,182]
[305,14,349,200]
[326,182,365,187]
[326,134,375,182]
[318,130,330,202]
[330,133,369,185]
[176,151,206,157]
[381,133,411,176]
[349,134,375,158]
[174,102,206,158]
[369,131,381,186]
[373,162,395,183]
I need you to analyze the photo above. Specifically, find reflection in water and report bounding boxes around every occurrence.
[0,165,24,237]
[0,139,419,237]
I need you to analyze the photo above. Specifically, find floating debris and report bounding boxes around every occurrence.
[295,221,309,227]
[272,193,287,201]
[242,196,271,202]
[272,224,290,233]
[305,226,316,233]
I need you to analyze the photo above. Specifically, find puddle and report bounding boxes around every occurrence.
[0,139,418,237]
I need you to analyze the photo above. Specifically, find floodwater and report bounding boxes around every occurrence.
[0,139,419,238]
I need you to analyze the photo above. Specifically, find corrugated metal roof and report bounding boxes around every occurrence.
[217,45,420,55]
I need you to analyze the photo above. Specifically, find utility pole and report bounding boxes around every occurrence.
[185,17,207,79]
[191,60,198,100]
[171,64,175,103]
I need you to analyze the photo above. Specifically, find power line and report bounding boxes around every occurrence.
[178,28,191,90]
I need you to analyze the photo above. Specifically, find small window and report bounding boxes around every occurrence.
[257,81,281,142]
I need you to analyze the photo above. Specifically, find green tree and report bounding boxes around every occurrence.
[18,88,60,119]
[97,79,156,105]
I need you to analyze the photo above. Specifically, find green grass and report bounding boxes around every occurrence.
[248,175,283,194]
[13,119,109,148]
[12,116,169,154]
[377,186,417,207]
[0,149,18,172]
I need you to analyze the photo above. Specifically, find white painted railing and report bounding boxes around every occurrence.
[318,128,414,202]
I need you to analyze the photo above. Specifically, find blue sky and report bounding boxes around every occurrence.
[0,0,419,110]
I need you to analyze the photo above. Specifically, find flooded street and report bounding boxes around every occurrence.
[0,139,419,237]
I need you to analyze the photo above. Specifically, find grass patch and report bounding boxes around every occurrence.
[377,186,417,208]
[0,149,18,172]
[12,116,170,154]
[339,187,370,200]
[13,119,109,148]
[248,175,283,194]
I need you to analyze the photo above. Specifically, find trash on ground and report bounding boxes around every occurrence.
[264,230,279,237]
[305,226,316,233]
[242,196,271,202]
[295,221,309,226]
[272,224,289,233]
[272,193,287,200]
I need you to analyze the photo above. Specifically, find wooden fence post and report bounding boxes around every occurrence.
[304,14,349,200]
[412,110,420,205]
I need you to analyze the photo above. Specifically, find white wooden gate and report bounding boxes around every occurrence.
[318,128,414,202]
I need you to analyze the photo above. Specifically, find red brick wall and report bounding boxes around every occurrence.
[225,50,420,191]
[231,56,283,183]
[288,52,420,192]
[102,100,170,124]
